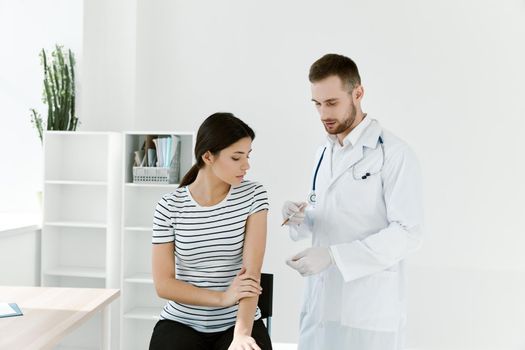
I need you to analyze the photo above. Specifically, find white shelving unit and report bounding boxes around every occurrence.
[120,132,194,350]
[41,131,122,350]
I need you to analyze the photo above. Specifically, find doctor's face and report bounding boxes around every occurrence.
[311,75,360,136]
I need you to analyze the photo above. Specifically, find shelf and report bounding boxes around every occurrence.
[42,131,122,349]
[44,221,107,229]
[124,307,160,321]
[45,180,108,186]
[121,131,194,347]
[44,132,113,182]
[125,183,179,189]
[44,266,106,279]
[124,273,153,284]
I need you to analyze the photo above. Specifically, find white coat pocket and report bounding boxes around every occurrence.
[341,270,401,332]
[352,145,384,180]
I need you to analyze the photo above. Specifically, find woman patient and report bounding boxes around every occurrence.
[149,113,272,350]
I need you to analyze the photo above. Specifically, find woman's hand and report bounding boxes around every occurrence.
[220,267,261,307]
[228,334,261,350]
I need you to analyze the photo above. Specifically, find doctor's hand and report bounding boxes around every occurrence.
[282,201,308,225]
[286,247,334,276]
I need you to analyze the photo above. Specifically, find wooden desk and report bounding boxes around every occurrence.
[0,286,119,350]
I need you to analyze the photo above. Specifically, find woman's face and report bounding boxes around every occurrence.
[208,137,252,185]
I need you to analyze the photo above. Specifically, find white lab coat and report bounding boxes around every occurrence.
[290,119,423,350]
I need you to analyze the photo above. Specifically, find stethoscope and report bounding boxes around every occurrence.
[308,135,384,205]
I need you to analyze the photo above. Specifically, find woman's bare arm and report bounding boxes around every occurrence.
[233,209,268,337]
[152,242,261,307]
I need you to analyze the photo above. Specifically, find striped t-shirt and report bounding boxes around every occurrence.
[152,180,269,333]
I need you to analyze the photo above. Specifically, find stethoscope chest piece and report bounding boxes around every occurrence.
[308,190,316,205]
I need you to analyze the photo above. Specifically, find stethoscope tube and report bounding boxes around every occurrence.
[311,147,327,192]
[310,135,384,203]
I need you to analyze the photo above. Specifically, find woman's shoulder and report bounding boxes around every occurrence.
[234,180,269,213]
[233,179,267,192]
[229,180,268,201]
[233,180,269,205]
[159,187,189,203]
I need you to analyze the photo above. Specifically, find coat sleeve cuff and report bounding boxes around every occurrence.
[330,242,390,282]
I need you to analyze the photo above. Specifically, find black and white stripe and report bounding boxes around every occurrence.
[152,180,269,333]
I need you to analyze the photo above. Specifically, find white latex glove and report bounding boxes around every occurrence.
[286,247,334,276]
[281,201,308,226]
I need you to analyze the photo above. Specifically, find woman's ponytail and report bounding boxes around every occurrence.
[179,164,200,187]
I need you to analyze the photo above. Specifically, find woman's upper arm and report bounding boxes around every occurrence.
[243,209,268,275]
[152,242,175,295]
[151,194,176,295]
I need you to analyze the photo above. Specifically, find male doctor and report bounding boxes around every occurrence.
[283,53,423,350]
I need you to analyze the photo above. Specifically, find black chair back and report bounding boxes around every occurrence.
[258,273,273,319]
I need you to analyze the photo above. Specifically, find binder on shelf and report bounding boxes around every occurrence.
[0,303,23,318]
[132,135,181,184]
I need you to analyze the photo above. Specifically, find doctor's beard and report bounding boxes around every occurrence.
[323,102,358,135]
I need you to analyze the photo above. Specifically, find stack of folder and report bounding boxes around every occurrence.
[0,302,23,318]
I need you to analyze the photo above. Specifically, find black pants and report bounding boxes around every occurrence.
[149,319,272,350]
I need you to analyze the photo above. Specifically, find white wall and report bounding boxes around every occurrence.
[0,0,83,212]
[0,229,41,286]
[81,0,525,348]
[81,0,137,131]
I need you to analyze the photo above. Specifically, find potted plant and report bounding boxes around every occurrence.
[30,44,78,144]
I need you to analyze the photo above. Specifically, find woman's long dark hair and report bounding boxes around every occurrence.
[179,113,255,187]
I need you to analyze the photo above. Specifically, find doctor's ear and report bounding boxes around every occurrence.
[201,151,215,165]
[353,85,364,101]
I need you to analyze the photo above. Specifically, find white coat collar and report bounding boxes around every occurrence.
[358,118,382,150]
[325,118,382,190]
[327,114,372,148]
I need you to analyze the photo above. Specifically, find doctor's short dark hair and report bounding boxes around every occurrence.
[309,53,361,92]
